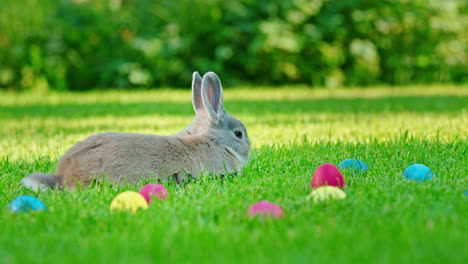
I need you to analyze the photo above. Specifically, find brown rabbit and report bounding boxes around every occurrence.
[22,72,251,191]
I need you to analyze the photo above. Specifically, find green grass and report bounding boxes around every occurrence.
[0,85,467,263]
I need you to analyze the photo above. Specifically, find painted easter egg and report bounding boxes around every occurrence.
[9,195,46,213]
[402,164,434,182]
[311,163,346,188]
[110,191,148,213]
[338,159,369,174]
[248,201,284,219]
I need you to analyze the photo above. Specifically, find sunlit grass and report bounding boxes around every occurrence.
[1,85,466,158]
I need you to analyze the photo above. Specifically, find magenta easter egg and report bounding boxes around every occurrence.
[311,163,346,188]
[138,184,169,203]
[248,201,284,218]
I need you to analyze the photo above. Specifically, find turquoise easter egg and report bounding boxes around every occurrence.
[338,159,369,174]
[402,164,434,182]
[9,195,46,213]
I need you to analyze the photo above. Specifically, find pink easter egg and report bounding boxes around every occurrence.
[138,184,168,203]
[311,163,346,188]
[248,201,284,218]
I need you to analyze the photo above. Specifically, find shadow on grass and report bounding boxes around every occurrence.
[0,95,466,119]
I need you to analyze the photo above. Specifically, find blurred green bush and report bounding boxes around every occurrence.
[0,0,466,90]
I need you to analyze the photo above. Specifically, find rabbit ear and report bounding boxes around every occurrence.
[192,72,203,113]
[201,72,224,121]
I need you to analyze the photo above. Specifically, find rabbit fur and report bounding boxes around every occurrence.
[21,72,250,191]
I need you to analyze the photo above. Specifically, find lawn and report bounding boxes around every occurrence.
[0,85,467,263]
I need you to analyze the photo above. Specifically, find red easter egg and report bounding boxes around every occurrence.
[248,201,284,218]
[139,184,169,203]
[311,163,346,188]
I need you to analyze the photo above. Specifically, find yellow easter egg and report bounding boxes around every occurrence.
[110,191,149,213]
[307,186,346,203]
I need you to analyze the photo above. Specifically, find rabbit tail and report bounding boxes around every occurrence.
[21,173,61,192]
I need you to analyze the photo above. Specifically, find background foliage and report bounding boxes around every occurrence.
[0,0,467,90]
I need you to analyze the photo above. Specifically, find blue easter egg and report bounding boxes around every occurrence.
[338,159,369,174]
[9,195,46,213]
[402,164,434,182]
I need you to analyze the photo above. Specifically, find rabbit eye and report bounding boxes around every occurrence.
[234,131,243,139]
